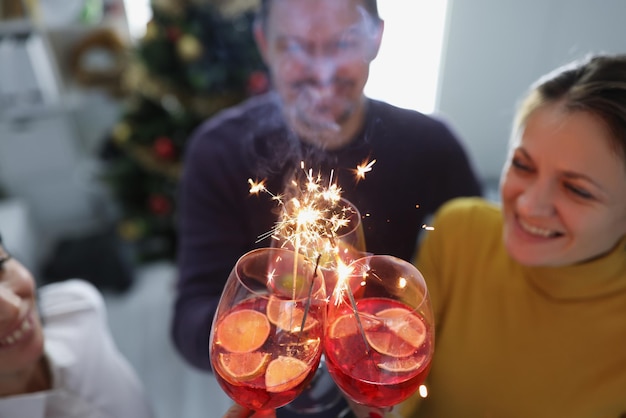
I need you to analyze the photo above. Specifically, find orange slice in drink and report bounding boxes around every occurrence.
[218,352,271,381]
[266,296,317,332]
[265,356,310,393]
[376,307,426,348]
[365,330,417,357]
[216,309,270,353]
[364,308,426,357]
[328,312,379,339]
[377,353,428,373]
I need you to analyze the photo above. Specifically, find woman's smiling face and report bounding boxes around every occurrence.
[0,244,45,375]
[500,102,626,267]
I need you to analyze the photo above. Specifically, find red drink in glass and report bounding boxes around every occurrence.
[212,296,324,410]
[209,248,327,413]
[325,297,433,407]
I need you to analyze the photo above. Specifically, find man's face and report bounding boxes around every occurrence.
[256,0,383,148]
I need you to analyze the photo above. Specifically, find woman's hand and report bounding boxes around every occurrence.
[222,404,276,418]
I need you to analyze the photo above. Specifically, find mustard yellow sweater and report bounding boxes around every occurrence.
[402,197,626,418]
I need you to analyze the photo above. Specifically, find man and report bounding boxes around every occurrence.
[172,0,481,416]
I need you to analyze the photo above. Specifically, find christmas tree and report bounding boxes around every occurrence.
[100,0,268,262]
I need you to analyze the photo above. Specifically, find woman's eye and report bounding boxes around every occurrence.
[0,254,11,270]
[511,158,533,172]
[565,183,594,199]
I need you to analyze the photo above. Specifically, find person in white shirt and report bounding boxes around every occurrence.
[0,234,153,418]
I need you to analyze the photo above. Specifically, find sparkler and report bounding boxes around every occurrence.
[251,161,350,298]
[250,161,354,256]
[334,259,371,353]
[300,254,322,335]
[250,159,375,344]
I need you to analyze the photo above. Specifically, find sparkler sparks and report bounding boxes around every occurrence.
[251,160,375,352]
[254,162,353,256]
[354,158,376,181]
[332,259,355,303]
[248,178,266,194]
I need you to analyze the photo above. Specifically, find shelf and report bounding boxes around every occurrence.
[0,17,34,36]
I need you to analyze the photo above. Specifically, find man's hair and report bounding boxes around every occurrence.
[257,0,381,29]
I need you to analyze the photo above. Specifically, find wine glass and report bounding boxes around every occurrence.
[209,247,327,413]
[324,255,435,409]
[272,197,367,295]
[270,197,367,415]
[320,197,367,295]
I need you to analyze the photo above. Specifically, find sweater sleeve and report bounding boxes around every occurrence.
[171,94,293,372]
[171,121,252,371]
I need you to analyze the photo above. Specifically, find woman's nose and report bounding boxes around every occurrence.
[517,180,556,218]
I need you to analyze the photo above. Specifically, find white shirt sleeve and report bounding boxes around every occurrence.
[40,279,154,418]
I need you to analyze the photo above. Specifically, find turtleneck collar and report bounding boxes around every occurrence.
[522,237,626,301]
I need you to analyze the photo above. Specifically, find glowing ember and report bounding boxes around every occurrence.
[354,158,376,181]
[248,178,266,194]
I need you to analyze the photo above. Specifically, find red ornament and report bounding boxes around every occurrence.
[153,136,176,160]
[166,26,182,42]
[148,194,172,216]
[247,71,269,95]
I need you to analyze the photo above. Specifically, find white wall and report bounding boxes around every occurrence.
[366,1,448,114]
[437,0,626,182]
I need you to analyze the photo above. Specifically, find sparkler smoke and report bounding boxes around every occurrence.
[244,2,383,328]
[263,3,381,150]
[242,0,384,178]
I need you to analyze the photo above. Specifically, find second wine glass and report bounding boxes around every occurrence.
[324,255,435,409]
[272,197,367,295]
[269,198,366,416]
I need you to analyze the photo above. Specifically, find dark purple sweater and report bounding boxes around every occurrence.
[172,92,482,370]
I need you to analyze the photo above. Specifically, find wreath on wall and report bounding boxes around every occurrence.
[69,27,127,96]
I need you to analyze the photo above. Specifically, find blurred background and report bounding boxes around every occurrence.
[0,0,624,417]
